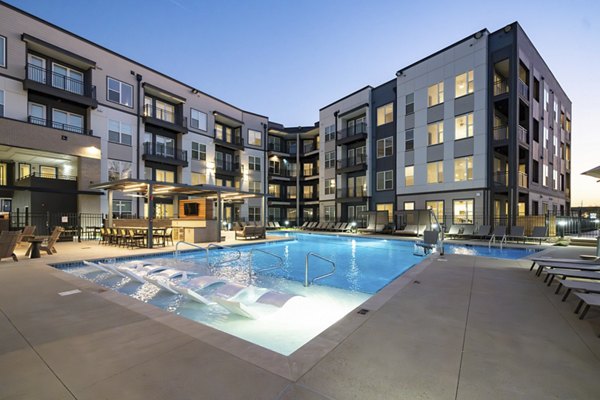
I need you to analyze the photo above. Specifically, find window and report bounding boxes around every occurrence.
[533,77,540,102]
[112,199,132,218]
[405,129,414,151]
[553,136,558,156]
[149,98,174,123]
[376,203,394,223]
[52,109,83,134]
[428,81,444,106]
[268,136,281,151]
[405,93,414,115]
[377,103,394,126]
[248,155,261,171]
[0,35,5,68]
[325,151,335,169]
[303,163,314,177]
[454,156,473,182]
[324,205,335,222]
[288,162,297,177]
[405,165,414,186]
[191,172,206,185]
[543,164,549,186]
[248,180,261,193]
[269,159,280,175]
[269,207,281,221]
[426,200,444,222]
[287,185,297,199]
[543,126,549,148]
[532,160,539,183]
[155,169,175,183]
[455,113,474,140]
[554,100,559,123]
[0,90,4,117]
[303,186,313,199]
[565,118,571,133]
[455,70,474,97]
[453,199,473,224]
[190,109,207,131]
[108,160,132,181]
[324,125,335,142]
[303,209,314,222]
[0,162,6,186]
[248,129,262,146]
[191,142,206,161]
[377,170,393,191]
[107,77,133,107]
[248,207,260,222]
[427,161,443,184]
[108,120,132,145]
[39,165,57,178]
[325,178,335,195]
[404,201,415,211]
[377,137,393,158]
[52,63,83,95]
[553,170,558,190]
[427,121,444,145]
[544,86,549,111]
[19,163,31,179]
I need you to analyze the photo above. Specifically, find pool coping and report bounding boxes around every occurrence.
[45,234,548,382]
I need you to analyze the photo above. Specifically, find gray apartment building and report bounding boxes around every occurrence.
[0,1,570,229]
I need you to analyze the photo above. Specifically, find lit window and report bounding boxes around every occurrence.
[376,170,393,191]
[404,201,415,211]
[112,199,132,218]
[287,185,297,199]
[453,199,473,224]
[191,172,206,185]
[543,126,549,148]
[427,161,443,184]
[268,184,280,197]
[544,87,549,111]
[455,70,474,98]
[155,169,175,183]
[376,103,394,126]
[427,121,444,145]
[454,156,473,182]
[190,109,207,131]
[426,200,444,222]
[455,113,474,140]
[405,166,414,186]
[428,81,444,107]
[303,186,313,199]
[248,129,262,146]
[376,203,394,222]
[108,160,132,181]
[377,137,393,158]
[108,120,132,145]
[324,205,335,221]
[543,165,549,186]
[107,77,133,107]
[191,142,206,161]
[269,159,280,175]
[324,178,335,195]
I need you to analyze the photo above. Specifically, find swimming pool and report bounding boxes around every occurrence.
[55,233,539,355]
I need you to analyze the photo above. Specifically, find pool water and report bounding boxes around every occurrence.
[56,233,539,355]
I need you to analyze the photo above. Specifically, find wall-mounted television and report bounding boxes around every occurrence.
[183,202,199,216]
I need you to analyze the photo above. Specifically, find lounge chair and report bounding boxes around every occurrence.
[299,222,309,230]
[235,226,266,240]
[18,225,36,246]
[394,225,419,236]
[331,222,343,231]
[360,219,377,233]
[488,226,507,243]
[529,256,600,272]
[446,225,462,239]
[457,225,474,239]
[574,292,600,320]
[557,279,600,302]
[273,222,281,229]
[525,226,548,244]
[544,268,600,287]
[473,225,492,239]
[507,226,525,243]
[306,222,317,230]
[534,261,600,279]
[337,222,348,232]
[0,231,21,262]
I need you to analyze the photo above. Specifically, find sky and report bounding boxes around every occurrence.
[6,0,600,206]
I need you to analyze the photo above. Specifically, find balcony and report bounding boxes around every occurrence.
[336,187,368,202]
[143,104,187,134]
[517,125,529,144]
[215,160,242,176]
[28,116,92,136]
[303,166,319,179]
[493,125,508,141]
[269,168,296,179]
[492,171,528,189]
[303,142,318,154]
[336,155,368,173]
[215,130,244,150]
[517,171,528,188]
[493,80,509,96]
[337,123,368,145]
[302,193,319,201]
[15,172,77,192]
[24,64,98,108]
[518,79,529,100]
[142,142,188,167]
[268,143,287,154]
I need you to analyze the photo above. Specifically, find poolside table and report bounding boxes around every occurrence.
[27,238,44,259]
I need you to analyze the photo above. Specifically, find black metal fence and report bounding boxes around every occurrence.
[9,211,105,241]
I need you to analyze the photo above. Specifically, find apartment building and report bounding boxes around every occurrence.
[0,1,266,223]
[0,2,571,229]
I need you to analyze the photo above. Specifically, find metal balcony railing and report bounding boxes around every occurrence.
[517,125,528,143]
[18,172,77,181]
[303,166,319,177]
[337,154,368,169]
[493,125,508,141]
[303,142,317,153]
[493,79,509,96]
[216,160,241,173]
[517,171,528,188]
[28,115,91,136]
[269,168,296,178]
[337,122,368,141]
[143,142,187,162]
[337,187,367,198]
[268,143,284,152]
[518,79,529,99]
[215,129,244,147]
[493,171,528,188]
[144,104,187,127]
[26,63,96,99]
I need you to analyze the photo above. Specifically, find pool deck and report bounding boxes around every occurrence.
[1,237,600,399]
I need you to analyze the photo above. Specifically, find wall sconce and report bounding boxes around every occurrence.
[191,89,199,94]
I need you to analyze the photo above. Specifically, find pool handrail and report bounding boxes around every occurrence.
[248,248,284,280]
[429,210,445,255]
[175,241,204,258]
[305,252,336,287]
[206,243,241,268]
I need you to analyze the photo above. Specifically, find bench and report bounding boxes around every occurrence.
[574,292,600,320]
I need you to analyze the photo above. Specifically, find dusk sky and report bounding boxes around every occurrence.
[6,0,600,206]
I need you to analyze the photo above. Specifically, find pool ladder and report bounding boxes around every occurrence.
[248,249,284,280]
[305,252,336,287]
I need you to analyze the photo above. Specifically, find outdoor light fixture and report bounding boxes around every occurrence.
[284,220,289,226]
[351,221,357,227]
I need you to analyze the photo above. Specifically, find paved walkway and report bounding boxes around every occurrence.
[1,240,599,399]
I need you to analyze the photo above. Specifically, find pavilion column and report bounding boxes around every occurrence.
[107,189,113,227]
[217,191,222,243]
[262,195,267,227]
[147,183,154,248]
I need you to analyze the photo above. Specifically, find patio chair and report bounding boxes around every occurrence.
[156,227,173,246]
[507,226,525,243]
[526,226,548,245]
[18,225,36,246]
[473,225,492,239]
[457,225,475,239]
[299,221,309,230]
[337,222,348,232]
[446,225,462,239]
[0,231,20,262]
[26,226,64,256]
[557,279,600,302]
[360,219,377,233]
[574,292,600,320]
[394,225,419,236]
[274,221,281,229]
[488,226,507,243]
[127,229,145,248]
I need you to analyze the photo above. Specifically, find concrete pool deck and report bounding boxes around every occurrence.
[1,239,600,399]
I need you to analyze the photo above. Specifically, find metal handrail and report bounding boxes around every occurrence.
[429,210,445,255]
[175,240,204,257]
[206,243,241,267]
[305,252,336,287]
[488,234,496,249]
[248,248,284,279]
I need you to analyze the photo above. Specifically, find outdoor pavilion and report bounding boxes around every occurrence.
[90,179,266,247]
